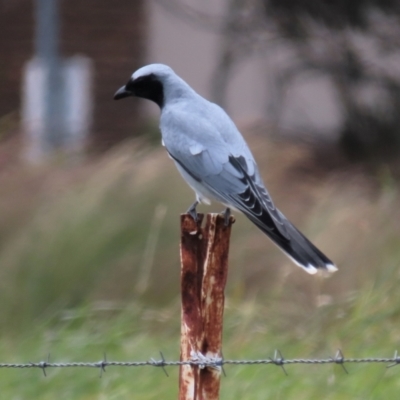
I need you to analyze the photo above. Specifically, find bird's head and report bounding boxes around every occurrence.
[114,64,175,108]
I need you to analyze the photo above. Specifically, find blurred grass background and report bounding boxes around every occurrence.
[3,0,400,397]
[0,120,399,398]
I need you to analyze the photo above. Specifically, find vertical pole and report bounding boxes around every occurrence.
[179,213,233,400]
[35,0,59,62]
[34,0,64,151]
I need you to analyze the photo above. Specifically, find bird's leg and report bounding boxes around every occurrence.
[186,200,199,222]
[223,207,231,227]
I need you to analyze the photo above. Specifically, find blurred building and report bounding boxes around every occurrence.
[0,0,146,151]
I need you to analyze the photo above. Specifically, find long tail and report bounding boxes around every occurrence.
[245,210,337,274]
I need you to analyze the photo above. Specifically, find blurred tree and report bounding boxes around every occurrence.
[262,0,400,161]
[158,0,400,163]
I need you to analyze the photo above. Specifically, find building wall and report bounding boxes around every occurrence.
[0,1,34,120]
[0,0,147,149]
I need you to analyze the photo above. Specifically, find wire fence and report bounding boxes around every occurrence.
[1,350,399,377]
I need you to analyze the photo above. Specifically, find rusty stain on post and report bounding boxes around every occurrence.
[179,213,234,400]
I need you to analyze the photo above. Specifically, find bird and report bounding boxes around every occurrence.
[114,63,337,274]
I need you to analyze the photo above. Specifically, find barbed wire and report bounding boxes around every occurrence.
[0,350,399,377]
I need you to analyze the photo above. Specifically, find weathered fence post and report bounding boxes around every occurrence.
[179,213,234,400]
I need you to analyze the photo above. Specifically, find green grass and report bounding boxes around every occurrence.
[1,277,400,400]
[0,136,399,398]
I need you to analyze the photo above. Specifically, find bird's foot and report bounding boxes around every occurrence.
[222,207,231,227]
[186,201,199,222]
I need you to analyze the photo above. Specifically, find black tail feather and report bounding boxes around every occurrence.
[245,211,336,274]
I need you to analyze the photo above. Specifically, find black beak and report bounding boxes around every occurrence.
[114,85,133,100]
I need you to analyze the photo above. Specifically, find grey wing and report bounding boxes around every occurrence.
[166,139,290,240]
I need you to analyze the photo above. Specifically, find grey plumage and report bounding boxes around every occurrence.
[114,64,337,274]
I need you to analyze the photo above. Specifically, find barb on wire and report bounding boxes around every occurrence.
[270,349,288,376]
[190,351,223,372]
[98,353,107,378]
[30,353,50,377]
[150,351,169,377]
[220,352,227,377]
[331,349,348,374]
[387,350,400,369]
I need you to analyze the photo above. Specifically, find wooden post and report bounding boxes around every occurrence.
[179,213,234,400]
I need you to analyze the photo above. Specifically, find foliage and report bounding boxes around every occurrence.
[262,0,400,161]
[266,0,400,32]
